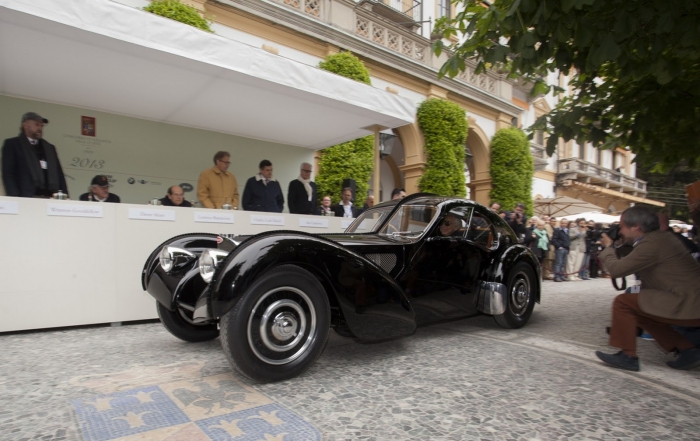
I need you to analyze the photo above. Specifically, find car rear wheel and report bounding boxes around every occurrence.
[156,300,219,342]
[494,262,536,329]
[220,265,330,382]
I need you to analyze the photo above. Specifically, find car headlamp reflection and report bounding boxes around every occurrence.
[159,247,196,272]
[199,249,229,283]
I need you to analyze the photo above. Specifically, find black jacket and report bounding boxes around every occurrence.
[242,176,284,212]
[159,196,192,207]
[79,192,121,203]
[2,135,68,197]
[551,228,571,249]
[332,203,361,218]
[287,179,317,215]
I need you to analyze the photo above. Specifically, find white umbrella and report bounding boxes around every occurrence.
[573,211,620,224]
[533,196,603,218]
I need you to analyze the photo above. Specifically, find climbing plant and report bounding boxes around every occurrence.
[489,127,533,215]
[144,0,213,33]
[416,98,468,197]
[316,52,373,204]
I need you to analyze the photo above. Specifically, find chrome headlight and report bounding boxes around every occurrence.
[159,247,195,272]
[198,249,229,283]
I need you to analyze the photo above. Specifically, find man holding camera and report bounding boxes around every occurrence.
[595,206,700,372]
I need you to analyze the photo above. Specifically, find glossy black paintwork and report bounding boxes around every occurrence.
[142,195,541,341]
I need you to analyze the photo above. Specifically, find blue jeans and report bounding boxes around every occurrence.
[554,248,568,280]
[579,253,590,278]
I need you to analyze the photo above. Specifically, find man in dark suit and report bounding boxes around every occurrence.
[160,185,192,207]
[1,112,68,198]
[595,206,700,372]
[332,187,360,218]
[242,159,284,212]
[287,162,317,214]
[551,218,570,282]
[79,175,121,203]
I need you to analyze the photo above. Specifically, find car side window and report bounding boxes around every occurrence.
[466,213,493,248]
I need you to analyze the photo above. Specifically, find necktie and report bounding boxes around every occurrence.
[264,179,269,185]
[29,139,37,145]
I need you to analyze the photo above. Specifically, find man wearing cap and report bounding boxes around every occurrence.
[79,175,121,203]
[1,112,68,198]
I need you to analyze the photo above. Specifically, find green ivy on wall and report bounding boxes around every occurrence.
[489,127,534,215]
[416,99,468,197]
[316,52,373,204]
[144,0,213,33]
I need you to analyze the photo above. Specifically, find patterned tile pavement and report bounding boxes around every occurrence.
[1,278,699,441]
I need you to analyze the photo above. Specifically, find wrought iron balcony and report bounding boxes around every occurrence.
[557,158,647,195]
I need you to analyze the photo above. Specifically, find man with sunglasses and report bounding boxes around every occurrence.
[197,151,239,209]
[439,214,463,237]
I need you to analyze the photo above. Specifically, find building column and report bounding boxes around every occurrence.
[398,162,426,195]
[469,177,493,206]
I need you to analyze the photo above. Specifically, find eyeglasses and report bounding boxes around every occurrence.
[218,160,231,165]
[301,169,312,173]
[441,220,453,226]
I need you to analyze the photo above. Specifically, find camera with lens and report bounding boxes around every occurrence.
[604,223,620,241]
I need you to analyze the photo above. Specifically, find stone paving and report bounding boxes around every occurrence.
[1,278,699,441]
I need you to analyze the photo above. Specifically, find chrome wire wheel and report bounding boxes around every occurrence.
[247,286,317,365]
[509,271,531,318]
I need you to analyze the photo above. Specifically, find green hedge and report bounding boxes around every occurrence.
[417,99,468,197]
[318,52,371,85]
[144,0,213,33]
[316,52,373,204]
[489,127,533,215]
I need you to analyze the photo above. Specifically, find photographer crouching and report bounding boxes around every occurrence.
[595,205,700,372]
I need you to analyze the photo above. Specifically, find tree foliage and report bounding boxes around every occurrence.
[144,0,213,33]
[416,99,468,197]
[433,0,700,171]
[316,52,373,204]
[489,127,533,215]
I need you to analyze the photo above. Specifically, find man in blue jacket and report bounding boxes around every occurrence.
[551,218,571,282]
[2,112,68,198]
[242,159,284,212]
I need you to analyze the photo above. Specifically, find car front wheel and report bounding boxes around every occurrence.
[493,262,536,329]
[156,300,219,342]
[220,265,330,382]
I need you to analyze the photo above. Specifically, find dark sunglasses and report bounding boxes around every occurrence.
[441,220,453,226]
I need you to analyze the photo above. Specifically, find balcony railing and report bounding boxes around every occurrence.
[557,158,647,194]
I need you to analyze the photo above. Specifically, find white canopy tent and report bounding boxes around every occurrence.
[572,211,620,224]
[0,0,416,149]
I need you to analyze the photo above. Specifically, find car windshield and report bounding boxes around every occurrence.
[346,204,439,241]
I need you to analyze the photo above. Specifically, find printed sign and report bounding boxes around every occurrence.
[47,203,103,218]
[194,211,234,224]
[0,200,18,214]
[299,217,329,228]
[250,215,285,226]
[128,208,175,221]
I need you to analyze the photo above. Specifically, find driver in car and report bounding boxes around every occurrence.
[440,214,463,237]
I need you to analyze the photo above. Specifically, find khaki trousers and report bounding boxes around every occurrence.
[609,293,700,357]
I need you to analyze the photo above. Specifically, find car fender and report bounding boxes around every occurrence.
[210,231,417,341]
[493,245,542,303]
[142,233,220,309]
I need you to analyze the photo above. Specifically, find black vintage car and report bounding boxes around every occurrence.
[142,194,541,382]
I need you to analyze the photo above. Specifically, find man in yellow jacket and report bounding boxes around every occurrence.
[197,151,239,209]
